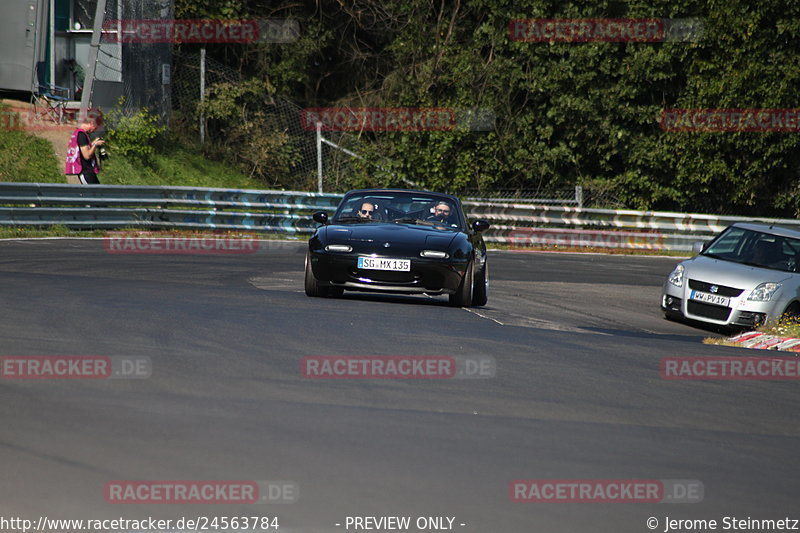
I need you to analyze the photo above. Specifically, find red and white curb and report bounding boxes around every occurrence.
[727,331,800,352]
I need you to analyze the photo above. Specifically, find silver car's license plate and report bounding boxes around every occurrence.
[690,290,730,307]
[357,257,411,271]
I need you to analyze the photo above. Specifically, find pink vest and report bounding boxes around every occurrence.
[65,128,98,175]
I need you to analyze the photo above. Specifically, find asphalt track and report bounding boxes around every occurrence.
[0,239,798,533]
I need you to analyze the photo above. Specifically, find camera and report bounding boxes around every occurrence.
[96,140,109,160]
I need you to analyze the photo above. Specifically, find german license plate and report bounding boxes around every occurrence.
[690,290,730,307]
[357,257,411,271]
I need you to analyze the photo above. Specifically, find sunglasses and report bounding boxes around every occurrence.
[360,209,374,215]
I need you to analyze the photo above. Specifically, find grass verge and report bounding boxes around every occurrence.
[702,316,800,347]
[0,104,62,183]
[0,99,268,189]
[0,226,302,240]
[702,338,743,347]
[489,243,693,257]
[98,141,269,189]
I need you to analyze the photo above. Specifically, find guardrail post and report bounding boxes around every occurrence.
[575,185,583,208]
[199,47,206,145]
[316,121,323,193]
[79,0,107,118]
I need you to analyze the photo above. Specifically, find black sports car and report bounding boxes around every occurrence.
[304,189,490,307]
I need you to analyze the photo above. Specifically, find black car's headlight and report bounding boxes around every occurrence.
[420,250,449,259]
[325,244,353,252]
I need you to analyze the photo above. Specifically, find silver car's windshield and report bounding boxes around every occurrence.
[703,227,800,272]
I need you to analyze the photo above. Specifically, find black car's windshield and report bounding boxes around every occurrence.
[702,226,800,272]
[333,216,374,223]
[331,191,465,230]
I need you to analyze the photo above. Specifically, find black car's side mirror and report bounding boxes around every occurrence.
[472,219,490,232]
[312,211,329,225]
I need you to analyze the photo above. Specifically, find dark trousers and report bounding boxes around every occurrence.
[78,172,100,184]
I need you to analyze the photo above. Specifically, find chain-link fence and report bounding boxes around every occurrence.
[171,49,387,192]
[86,0,173,120]
[83,8,624,206]
[457,187,629,209]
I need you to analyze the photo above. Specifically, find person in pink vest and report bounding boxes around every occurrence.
[65,111,104,184]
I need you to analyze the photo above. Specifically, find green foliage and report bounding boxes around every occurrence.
[105,102,166,161]
[0,99,266,189]
[100,140,267,189]
[169,0,800,215]
[174,0,245,19]
[197,78,307,186]
[0,105,61,182]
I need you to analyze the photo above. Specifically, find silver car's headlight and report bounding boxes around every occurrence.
[668,264,685,287]
[748,282,782,302]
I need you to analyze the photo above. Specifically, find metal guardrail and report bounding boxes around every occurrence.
[0,183,795,251]
[465,202,800,252]
[0,183,342,233]
[463,202,800,234]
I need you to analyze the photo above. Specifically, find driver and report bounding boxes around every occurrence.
[357,201,378,220]
[747,239,783,267]
[426,201,452,223]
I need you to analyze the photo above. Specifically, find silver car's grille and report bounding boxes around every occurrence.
[687,301,732,321]
[688,279,744,297]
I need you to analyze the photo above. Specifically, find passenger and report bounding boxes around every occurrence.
[427,201,452,223]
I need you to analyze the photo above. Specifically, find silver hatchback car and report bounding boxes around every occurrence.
[662,222,800,328]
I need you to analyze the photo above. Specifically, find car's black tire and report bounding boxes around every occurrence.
[781,302,800,323]
[305,253,343,298]
[304,253,322,297]
[471,260,488,306]
[449,260,474,307]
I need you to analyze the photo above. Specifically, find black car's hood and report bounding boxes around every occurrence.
[323,222,460,248]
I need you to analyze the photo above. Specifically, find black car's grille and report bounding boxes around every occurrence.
[688,279,744,297]
[353,269,417,284]
[687,301,732,321]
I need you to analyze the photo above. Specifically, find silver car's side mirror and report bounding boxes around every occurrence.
[692,241,707,254]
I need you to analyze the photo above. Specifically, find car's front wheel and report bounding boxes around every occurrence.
[449,261,474,307]
[472,260,488,306]
[305,253,343,298]
[304,252,322,297]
